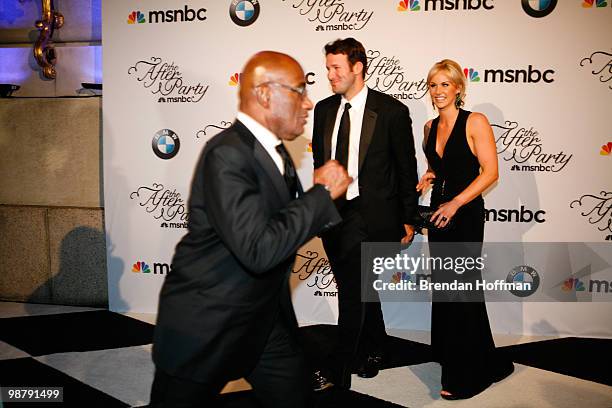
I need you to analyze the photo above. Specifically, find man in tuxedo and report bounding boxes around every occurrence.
[150,51,351,408]
[311,38,418,390]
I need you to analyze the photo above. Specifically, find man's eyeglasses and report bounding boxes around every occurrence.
[255,81,308,98]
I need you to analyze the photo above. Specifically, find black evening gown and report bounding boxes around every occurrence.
[424,109,513,398]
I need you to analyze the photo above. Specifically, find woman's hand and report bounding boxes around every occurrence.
[416,171,436,193]
[431,199,461,228]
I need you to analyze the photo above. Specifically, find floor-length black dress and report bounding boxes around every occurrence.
[424,108,513,399]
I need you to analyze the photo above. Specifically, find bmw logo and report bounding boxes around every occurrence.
[521,0,557,18]
[152,129,180,160]
[506,265,540,297]
[230,0,260,27]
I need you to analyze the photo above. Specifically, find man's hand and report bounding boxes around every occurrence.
[416,171,435,193]
[313,160,352,200]
[401,224,415,245]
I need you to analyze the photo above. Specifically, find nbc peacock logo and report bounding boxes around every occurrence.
[562,278,586,292]
[391,271,412,283]
[132,261,151,273]
[397,0,421,12]
[228,72,240,86]
[127,11,146,24]
[464,68,481,82]
[131,260,172,275]
[582,0,608,7]
[600,142,611,156]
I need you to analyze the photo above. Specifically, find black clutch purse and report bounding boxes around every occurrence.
[413,205,452,233]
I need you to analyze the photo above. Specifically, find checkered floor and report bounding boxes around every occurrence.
[1,302,611,407]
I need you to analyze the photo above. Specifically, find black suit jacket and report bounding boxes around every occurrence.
[312,88,418,242]
[153,121,341,383]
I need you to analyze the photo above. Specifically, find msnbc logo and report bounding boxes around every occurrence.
[461,65,554,83]
[582,0,608,7]
[562,277,612,293]
[314,290,337,297]
[397,0,421,11]
[132,261,151,273]
[126,6,207,25]
[127,11,146,24]
[131,261,172,275]
[562,278,586,292]
[464,68,481,82]
[228,73,240,86]
[399,0,493,11]
[600,142,611,156]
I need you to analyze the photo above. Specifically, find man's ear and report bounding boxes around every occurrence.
[353,61,364,76]
[254,85,271,108]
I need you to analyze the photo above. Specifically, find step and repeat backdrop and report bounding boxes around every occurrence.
[102,1,612,337]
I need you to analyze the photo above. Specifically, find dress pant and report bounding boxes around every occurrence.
[322,198,387,373]
[149,317,309,408]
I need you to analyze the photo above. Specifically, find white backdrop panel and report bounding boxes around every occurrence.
[103,0,612,338]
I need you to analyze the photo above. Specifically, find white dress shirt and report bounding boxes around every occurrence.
[237,111,284,175]
[330,85,368,200]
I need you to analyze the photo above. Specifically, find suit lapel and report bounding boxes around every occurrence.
[323,97,341,161]
[359,90,378,172]
[235,121,290,203]
[296,178,304,197]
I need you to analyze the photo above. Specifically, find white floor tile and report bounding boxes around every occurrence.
[36,345,154,406]
[351,363,612,408]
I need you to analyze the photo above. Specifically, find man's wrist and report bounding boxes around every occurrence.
[314,183,332,196]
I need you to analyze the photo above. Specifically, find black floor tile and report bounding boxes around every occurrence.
[0,311,154,356]
[501,337,612,386]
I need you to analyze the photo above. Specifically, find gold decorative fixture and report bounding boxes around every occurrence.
[34,0,64,79]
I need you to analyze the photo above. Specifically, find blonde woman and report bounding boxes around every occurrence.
[416,59,513,400]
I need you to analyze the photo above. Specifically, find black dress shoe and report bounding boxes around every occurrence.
[355,355,382,378]
[312,370,334,392]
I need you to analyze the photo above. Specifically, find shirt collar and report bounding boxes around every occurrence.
[341,85,368,110]
[237,111,282,150]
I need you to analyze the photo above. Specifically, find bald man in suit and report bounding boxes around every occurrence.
[150,51,351,408]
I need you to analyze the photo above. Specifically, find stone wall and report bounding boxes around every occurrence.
[0,97,106,306]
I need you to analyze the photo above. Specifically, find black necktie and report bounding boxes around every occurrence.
[276,143,298,199]
[334,102,351,169]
